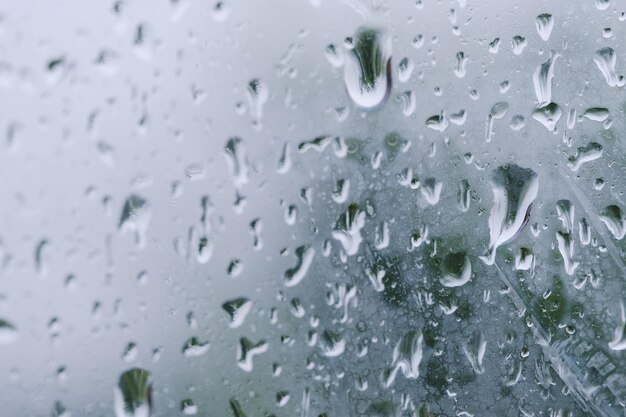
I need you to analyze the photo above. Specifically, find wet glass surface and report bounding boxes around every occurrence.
[2,1,626,416]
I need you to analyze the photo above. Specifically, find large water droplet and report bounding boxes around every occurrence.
[237,337,268,371]
[531,102,562,132]
[609,302,626,351]
[454,51,468,78]
[511,35,527,55]
[0,319,17,344]
[114,368,152,417]
[246,79,268,129]
[284,245,315,287]
[343,27,392,110]
[533,51,560,108]
[567,142,602,171]
[320,329,345,357]
[119,195,151,249]
[222,297,252,328]
[599,205,626,240]
[481,164,538,265]
[535,13,554,41]
[383,330,423,387]
[332,204,366,256]
[440,252,472,287]
[594,47,625,87]
[224,137,249,187]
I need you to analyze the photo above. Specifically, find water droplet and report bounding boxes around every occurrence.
[383,330,423,387]
[51,401,70,417]
[397,57,414,82]
[463,331,486,374]
[181,399,198,415]
[225,138,250,191]
[481,164,538,265]
[556,231,579,275]
[229,398,247,417]
[284,245,315,287]
[593,47,625,87]
[325,44,343,67]
[454,51,468,78]
[114,368,152,417]
[440,252,472,287]
[486,101,509,142]
[533,51,560,108]
[583,107,610,122]
[222,297,252,328]
[599,205,626,240]
[277,142,291,174]
[343,27,392,109]
[246,79,268,129]
[237,337,267,371]
[511,36,527,55]
[515,247,534,271]
[489,38,500,54]
[609,302,626,351]
[531,102,562,132]
[0,319,17,344]
[332,204,365,256]
[535,13,554,41]
[567,142,602,171]
[556,200,575,232]
[450,109,467,125]
[425,112,449,132]
[412,34,425,48]
[595,0,610,11]
[509,115,525,130]
[594,177,605,190]
[420,178,443,206]
[212,1,231,21]
[298,135,332,153]
[227,259,243,277]
[119,195,151,249]
[182,337,210,357]
[458,179,471,212]
[320,329,345,357]
[276,391,290,407]
[122,342,138,362]
[396,90,416,116]
[332,179,350,204]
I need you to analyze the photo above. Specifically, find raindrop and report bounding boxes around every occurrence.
[397,57,414,82]
[440,252,472,287]
[119,195,151,249]
[222,298,253,328]
[332,204,366,256]
[454,51,468,78]
[533,51,560,108]
[531,102,562,132]
[114,368,152,417]
[567,142,602,171]
[511,36,527,55]
[182,337,210,357]
[284,245,315,287]
[237,337,268,371]
[481,164,538,265]
[599,205,626,240]
[535,14,554,41]
[343,27,392,110]
[593,47,625,87]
